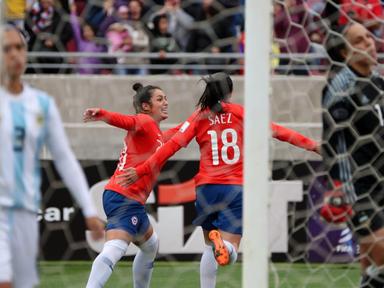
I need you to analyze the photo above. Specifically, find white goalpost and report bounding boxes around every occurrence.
[0,0,4,86]
[243,0,271,287]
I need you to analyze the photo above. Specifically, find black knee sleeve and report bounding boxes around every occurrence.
[360,274,384,288]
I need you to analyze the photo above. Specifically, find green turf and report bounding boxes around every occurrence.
[39,261,360,288]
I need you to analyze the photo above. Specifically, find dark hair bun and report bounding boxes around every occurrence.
[133,83,144,92]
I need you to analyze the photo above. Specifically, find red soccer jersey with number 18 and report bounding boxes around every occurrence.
[183,102,244,185]
[135,102,318,186]
[138,102,244,186]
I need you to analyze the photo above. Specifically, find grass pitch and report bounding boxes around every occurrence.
[39,261,360,287]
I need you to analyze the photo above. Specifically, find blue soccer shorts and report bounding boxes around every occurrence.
[193,184,243,235]
[103,190,150,238]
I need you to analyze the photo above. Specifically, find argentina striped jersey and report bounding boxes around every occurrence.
[0,84,96,216]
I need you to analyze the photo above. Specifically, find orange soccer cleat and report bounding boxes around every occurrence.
[208,230,230,266]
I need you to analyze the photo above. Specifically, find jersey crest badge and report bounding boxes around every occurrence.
[36,114,44,126]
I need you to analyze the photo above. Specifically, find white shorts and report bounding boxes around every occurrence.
[0,207,39,288]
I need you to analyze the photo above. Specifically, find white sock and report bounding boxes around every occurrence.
[200,245,218,288]
[86,239,128,288]
[223,240,238,264]
[133,232,159,288]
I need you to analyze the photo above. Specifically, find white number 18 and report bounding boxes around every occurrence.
[207,128,240,165]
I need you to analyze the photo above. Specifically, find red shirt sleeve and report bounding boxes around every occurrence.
[162,123,183,142]
[135,138,182,177]
[98,109,138,131]
[136,113,199,177]
[271,122,318,152]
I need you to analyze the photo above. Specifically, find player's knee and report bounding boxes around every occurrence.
[139,232,159,256]
[100,239,129,265]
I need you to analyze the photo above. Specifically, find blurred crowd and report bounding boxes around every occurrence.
[4,0,384,75]
[274,0,384,75]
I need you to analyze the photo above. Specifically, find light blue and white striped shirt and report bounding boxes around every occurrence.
[0,84,96,216]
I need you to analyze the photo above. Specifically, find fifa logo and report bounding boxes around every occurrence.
[335,228,354,254]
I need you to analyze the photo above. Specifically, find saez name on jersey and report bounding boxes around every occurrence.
[208,113,232,126]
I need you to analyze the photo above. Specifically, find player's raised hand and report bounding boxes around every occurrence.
[116,167,139,187]
[83,108,101,122]
[85,216,105,240]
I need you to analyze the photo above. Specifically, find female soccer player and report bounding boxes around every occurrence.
[84,83,179,288]
[119,72,319,288]
[0,25,105,288]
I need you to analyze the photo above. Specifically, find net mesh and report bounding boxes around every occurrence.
[270,0,384,287]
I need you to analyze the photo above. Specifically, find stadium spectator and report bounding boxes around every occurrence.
[106,22,134,74]
[25,0,73,73]
[84,0,115,36]
[4,0,32,29]
[70,4,106,74]
[274,0,312,75]
[149,0,194,51]
[120,72,319,287]
[83,83,181,288]
[339,0,383,30]
[0,25,104,288]
[103,1,150,75]
[104,1,150,75]
[186,0,236,74]
[306,0,326,15]
[321,0,342,29]
[149,14,179,74]
[124,0,150,74]
[322,22,384,288]
[306,1,328,73]
[97,3,128,38]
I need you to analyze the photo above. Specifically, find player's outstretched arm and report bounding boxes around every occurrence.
[48,101,104,239]
[116,137,184,187]
[271,122,320,154]
[162,123,183,142]
[83,108,137,130]
[83,108,103,122]
[117,114,198,186]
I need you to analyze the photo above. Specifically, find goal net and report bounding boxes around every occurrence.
[267,0,384,287]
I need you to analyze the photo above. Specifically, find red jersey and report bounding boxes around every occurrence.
[136,102,318,186]
[176,102,245,185]
[339,0,383,25]
[98,109,179,204]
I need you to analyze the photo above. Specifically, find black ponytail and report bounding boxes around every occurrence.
[197,72,233,113]
[132,82,161,113]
